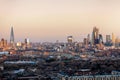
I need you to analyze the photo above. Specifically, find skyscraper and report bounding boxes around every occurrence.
[25,38,30,45]
[0,38,7,48]
[92,27,99,45]
[67,36,73,43]
[10,27,15,47]
[106,35,111,43]
[99,34,103,44]
[83,38,89,48]
[112,33,115,45]
[87,34,90,44]
[115,37,120,48]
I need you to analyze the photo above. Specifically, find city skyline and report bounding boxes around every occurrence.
[0,0,120,42]
[0,26,117,43]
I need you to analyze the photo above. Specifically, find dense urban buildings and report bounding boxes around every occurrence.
[1,0,120,80]
[0,27,120,80]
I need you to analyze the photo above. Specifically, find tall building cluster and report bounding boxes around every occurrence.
[105,33,120,47]
[66,26,120,50]
[92,27,103,45]
[0,27,31,51]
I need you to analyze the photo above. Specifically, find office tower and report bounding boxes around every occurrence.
[106,35,111,43]
[115,37,120,47]
[24,38,30,49]
[83,38,88,48]
[0,38,7,48]
[92,27,99,45]
[92,32,94,45]
[67,36,73,43]
[10,27,15,48]
[1,38,5,47]
[87,34,90,44]
[99,34,103,44]
[25,38,30,45]
[112,33,115,45]
[83,38,88,45]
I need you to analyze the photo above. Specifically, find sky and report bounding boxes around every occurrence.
[0,0,120,42]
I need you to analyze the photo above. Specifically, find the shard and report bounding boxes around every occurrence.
[10,27,14,45]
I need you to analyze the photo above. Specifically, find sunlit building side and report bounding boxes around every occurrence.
[67,36,73,43]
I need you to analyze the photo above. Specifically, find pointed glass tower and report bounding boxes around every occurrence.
[10,27,14,46]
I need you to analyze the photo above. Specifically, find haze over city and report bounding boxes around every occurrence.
[0,0,120,42]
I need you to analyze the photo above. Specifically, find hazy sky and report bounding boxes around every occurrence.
[0,0,120,42]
